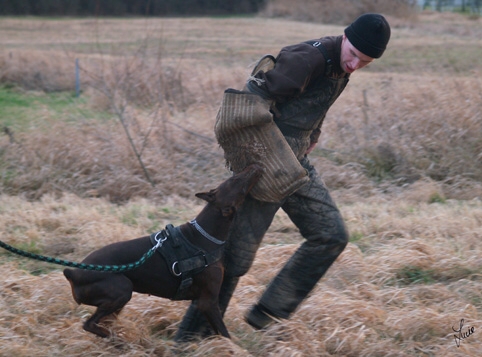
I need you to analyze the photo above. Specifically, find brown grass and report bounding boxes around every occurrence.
[0,193,481,356]
[1,12,482,202]
[1,8,482,357]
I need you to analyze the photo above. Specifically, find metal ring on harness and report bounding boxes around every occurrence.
[172,261,182,276]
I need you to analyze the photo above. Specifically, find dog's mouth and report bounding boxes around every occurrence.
[242,163,264,192]
[215,163,265,214]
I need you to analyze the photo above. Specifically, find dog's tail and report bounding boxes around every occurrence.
[63,268,73,280]
[63,268,82,305]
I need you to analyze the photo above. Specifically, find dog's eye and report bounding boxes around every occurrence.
[221,207,235,217]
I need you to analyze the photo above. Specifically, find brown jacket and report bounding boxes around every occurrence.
[251,35,348,102]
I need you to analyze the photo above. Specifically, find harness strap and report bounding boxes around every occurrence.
[304,40,333,75]
[176,248,223,274]
[172,247,223,300]
[176,276,193,296]
[165,223,182,248]
[149,224,224,300]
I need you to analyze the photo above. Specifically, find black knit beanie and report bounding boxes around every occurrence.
[344,13,391,58]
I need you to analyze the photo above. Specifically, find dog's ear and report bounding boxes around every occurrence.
[195,189,216,202]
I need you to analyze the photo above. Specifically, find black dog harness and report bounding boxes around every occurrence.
[150,223,224,300]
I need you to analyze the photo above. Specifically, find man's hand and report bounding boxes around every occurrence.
[305,141,317,155]
[306,128,321,155]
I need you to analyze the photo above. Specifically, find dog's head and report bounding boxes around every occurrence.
[195,163,264,218]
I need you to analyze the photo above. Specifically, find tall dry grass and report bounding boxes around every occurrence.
[317,72,482,199]
[0,8,482,357]
[1,12,481,202]
[0,193,481,356]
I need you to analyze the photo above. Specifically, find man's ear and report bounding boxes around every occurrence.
[195,189,216,203]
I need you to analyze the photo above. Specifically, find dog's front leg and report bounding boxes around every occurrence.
[194,265,230,338]
[196,295,230,338]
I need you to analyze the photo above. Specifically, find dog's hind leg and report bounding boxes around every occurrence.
[83,300,132,338]
[75,275,134,338]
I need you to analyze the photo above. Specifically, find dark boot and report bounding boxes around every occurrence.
[245,304,283,330]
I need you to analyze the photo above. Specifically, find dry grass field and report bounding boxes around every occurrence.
[1,9,482,357]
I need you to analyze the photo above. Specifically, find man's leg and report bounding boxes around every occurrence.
[246,158,349,328]
[174,195,281,341]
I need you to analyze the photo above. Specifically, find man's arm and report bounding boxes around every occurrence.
[246,42,327,102]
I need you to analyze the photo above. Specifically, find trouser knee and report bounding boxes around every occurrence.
[223,195,280,277]
[301,212,349,253]
[223,239,260,277]
[328,219,349,252]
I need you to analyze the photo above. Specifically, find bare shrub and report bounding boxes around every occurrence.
[0,17,247,203]
[318,73,482,197]
[0,117,225,202]
[1,15,481,202]
[0,50,75,92]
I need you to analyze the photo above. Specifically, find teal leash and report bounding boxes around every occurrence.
[0,235,165,272]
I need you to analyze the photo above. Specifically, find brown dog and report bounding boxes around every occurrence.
[64,164,263,339]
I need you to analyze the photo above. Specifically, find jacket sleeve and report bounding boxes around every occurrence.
[250,42,327,102]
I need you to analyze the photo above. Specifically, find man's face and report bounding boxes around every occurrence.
[340,35,375,74]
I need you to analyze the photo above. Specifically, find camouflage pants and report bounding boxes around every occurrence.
[175,156,349,339]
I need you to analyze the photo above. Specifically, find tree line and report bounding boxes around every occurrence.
[422,0,481,13]
[0,0,267,16]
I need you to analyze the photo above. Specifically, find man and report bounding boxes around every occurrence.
[175,13,391,339]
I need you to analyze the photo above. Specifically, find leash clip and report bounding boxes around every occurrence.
[152,231,168,250]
